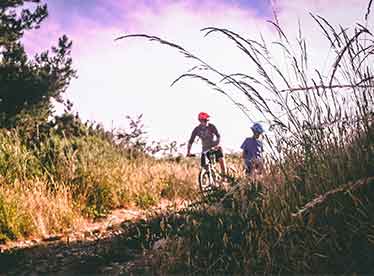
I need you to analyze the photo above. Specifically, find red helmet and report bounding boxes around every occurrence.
[198,112,210,120]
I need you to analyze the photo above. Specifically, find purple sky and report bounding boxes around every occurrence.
[48,0,272,25]
[26,0,273,52]
[22,0,372,152]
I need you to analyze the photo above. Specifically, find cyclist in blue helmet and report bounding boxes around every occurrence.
[240,122,265,176]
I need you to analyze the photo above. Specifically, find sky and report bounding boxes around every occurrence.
[22,0,373,153]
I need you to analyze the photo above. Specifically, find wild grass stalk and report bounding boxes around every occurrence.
[117,6,374,274]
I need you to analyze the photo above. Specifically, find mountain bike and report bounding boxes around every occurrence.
[198,149,223,199]
[189,149,236,201]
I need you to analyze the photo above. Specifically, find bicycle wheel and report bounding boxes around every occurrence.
[198,168,220,199]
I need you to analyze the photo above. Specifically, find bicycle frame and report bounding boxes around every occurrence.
[201,150,217,184]
[197,149,222,200]
[192,150,239,201]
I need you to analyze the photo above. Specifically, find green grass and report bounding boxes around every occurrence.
[0,121,198,241]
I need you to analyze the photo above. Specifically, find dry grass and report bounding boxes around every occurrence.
[0,179,80,240]
[0,127,200,241]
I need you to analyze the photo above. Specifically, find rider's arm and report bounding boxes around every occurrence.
[242,150,246,160]
[187,128,197,156]
[210,124,220,147]
[240,139,247,160]
[187,143,192,156]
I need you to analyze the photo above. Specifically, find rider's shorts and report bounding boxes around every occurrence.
[245,158,263,175]
[200,147,224,167]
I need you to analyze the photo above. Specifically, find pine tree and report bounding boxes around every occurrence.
[0,0,76,128]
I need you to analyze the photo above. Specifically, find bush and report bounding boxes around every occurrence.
[0,191,33,241]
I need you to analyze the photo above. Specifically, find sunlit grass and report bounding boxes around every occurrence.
[0,126,199,241]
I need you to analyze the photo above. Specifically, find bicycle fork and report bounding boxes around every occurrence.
[205,166,216,187]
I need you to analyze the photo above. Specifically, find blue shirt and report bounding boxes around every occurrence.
[240,137,263,168]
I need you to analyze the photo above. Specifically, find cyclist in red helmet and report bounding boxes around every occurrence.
[187,112,227,175]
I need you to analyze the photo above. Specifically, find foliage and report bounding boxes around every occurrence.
[0,115,198,240]
[115,114,185,158]
[0,0,47,44]
[0,192,32,241]
[0,0,76,128]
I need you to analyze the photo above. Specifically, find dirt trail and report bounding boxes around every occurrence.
[0,199,189,275]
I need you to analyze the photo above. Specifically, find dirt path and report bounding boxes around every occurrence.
[0,199,189,275]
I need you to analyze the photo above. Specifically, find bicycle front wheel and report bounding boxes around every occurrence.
[198,169,219,199]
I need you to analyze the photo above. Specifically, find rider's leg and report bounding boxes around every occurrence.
[218,157,227,175]
[215,147,227,175]
[200,154,205,168]
[245,165,252,177]
[252,158,264,178]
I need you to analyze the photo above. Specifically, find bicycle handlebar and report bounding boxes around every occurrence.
[187,148,217,158]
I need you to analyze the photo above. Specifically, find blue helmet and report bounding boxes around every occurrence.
[251,123,264,134]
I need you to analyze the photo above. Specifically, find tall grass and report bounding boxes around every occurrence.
[116,5,374,274]
[0,120,198,241]
[0,4,373,275]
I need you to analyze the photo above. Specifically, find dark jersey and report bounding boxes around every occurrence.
[188,123,220,152]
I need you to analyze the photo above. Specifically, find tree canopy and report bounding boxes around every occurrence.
[0,0,76,128]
